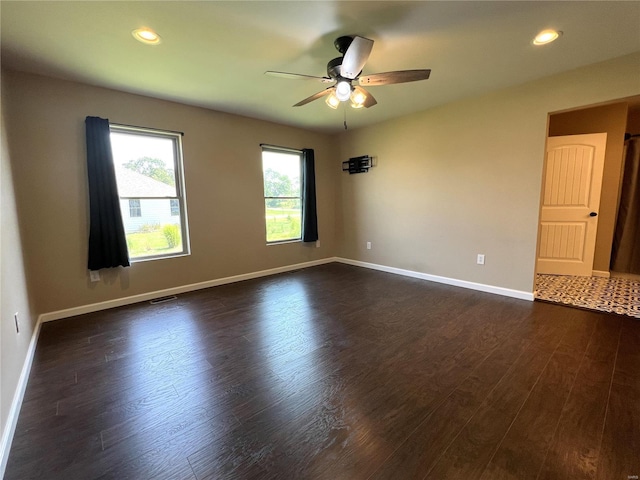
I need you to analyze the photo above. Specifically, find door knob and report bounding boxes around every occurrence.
[589,212,598,217]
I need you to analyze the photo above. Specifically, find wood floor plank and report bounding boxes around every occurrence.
[424,340,559,479]
[594,380,640,480]
[369,304,575,479]
[537,315,623,480]
[187,373,380,479]
[4,263,639,480]
[91,414,237,480]
[595,317,640,480]
[372,347,520,478]
[478,310,597,479]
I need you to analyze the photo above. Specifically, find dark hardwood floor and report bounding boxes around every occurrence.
[4,263,639,479]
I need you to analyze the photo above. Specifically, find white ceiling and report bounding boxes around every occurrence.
[2,1,640,133]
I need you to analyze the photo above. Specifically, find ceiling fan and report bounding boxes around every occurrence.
[265,35,431,110]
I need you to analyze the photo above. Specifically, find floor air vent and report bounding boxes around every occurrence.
[149,295,178,305]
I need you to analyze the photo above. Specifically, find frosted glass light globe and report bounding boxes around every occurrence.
[335,81,351,101]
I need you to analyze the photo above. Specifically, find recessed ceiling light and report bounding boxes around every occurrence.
[533,29,562,45]
[132,28,161,45]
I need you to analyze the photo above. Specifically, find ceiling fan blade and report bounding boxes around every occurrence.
[359,69,431,86]
[340,36,374,79]
[353,86,377,108]
[293,87,334,107]
[265,71,333,83]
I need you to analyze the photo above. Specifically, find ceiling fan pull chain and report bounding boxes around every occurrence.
[344,105,348,130]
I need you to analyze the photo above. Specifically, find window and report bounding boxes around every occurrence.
[170,199,179,216]
[262,147,302,243]
[110,125,189,261]
[129,199,142,217]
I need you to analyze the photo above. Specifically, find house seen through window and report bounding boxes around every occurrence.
[110,125,189,260]
[261,147,302,243]
[170,199,179,216]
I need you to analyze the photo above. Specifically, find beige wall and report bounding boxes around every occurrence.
[2,71,340,315]
[337,52,640,293]
[1,74,36,444]
[548,102,629,272]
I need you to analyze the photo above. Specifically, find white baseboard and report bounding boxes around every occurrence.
[0,319,42,478]
[39,257,337,323]
[39,256,533,323]
[592,270,611,278]
[335,257,534,301]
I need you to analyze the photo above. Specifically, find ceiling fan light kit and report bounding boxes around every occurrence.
[325,83,368,110]
[335,81,352,101]
[265,35,431,112]
[325,93,340,109]
[350,89,366,109]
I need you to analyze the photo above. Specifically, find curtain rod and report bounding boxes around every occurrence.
[111,122,184,137]
[260,143,303,154]
[625,133,640,140]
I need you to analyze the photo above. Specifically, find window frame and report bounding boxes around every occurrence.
[261,146,303,244]
[109,124,190,262]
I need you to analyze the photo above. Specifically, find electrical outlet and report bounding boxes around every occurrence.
[477,254,485,265]
[366,241,372,250]
[14,312,20,334]
[315,240,320,248]
[90,270,100,282]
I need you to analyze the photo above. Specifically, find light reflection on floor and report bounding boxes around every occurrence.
[259,280,321,366]
[118,303,218,458]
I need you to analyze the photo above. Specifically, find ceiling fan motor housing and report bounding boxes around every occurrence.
[334,35,354,54]
[327,57,345,79]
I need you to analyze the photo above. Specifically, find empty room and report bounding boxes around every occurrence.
[1,1,639,479]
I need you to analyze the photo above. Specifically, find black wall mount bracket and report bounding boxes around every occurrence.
[342,155,373,174]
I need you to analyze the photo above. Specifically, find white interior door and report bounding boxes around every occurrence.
[536,133,607,276]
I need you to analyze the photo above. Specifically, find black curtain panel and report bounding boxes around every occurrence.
[301,148,319,242]
[85,116,130,270]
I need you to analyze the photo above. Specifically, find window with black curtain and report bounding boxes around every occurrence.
[260,145,317,244]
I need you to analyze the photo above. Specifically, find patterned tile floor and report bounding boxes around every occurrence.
[535,274,640,319]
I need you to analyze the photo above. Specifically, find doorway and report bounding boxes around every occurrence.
[534,96,640,317]
[536,133,607,276]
